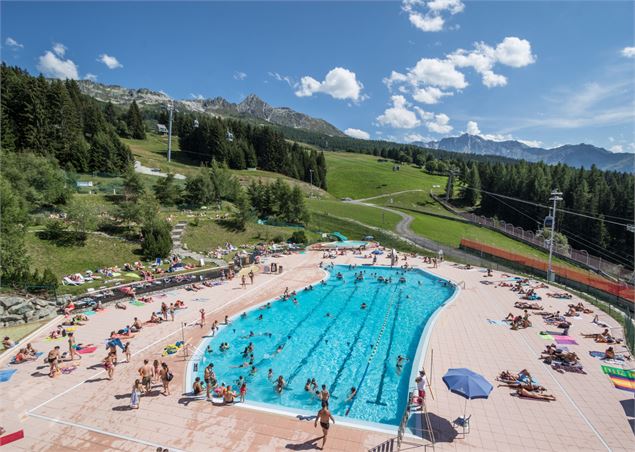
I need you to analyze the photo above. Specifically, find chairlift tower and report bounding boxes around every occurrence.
[167,101,174,162]
[547,189,563,282]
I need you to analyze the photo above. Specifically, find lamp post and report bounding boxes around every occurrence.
[547,189,563,282]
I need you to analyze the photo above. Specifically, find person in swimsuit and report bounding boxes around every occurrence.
[193,377,203,395]
[123,342,131,363]
[160,362,172,395]
[68,332,79,361]
[104,352,115,380]
[139,359,154,392]
[319,384,330,401]
[204,364,215,400]
[314,401,335,449]
[346,387,357,401]
[48,346,61,377]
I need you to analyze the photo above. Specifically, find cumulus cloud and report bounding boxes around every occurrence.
[52,42,66,57]
[344,128,371,140]
[84,73,97,81]
[621,47,635,58]
[609,144,624,153]
[295,67,365,101]
[376,95,422,129]
[37,45,79,80]
[233,71,247,80]
[466,120,542,145]
[5,37,23,49]
[412,86,453,104]
[402,0,464,33]
[98,54,123,69]
[426,113,453,133]
[385,36,536,111]
[403,133,429,143]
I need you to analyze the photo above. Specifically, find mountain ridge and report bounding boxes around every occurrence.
[76,80,346,137]
[419,133,634,173]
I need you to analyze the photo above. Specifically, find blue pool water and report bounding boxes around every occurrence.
[333,240,369,248]
[190,265,455,426]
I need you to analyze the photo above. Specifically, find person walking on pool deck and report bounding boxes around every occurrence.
[249,270,254,284]
[139,359,154,392]
[314,400,335,449]
[199,309,205,328]
[160,362,172,395]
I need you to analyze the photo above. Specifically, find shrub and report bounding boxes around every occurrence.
[289,230,307,244]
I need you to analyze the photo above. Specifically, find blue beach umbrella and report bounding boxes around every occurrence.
[442,368,493,432]
[371,250,383,255]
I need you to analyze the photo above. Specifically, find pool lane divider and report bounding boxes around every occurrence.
[345,286,400,416]
[328,284,395,396]
[286,284,361,388]
[370,288,404,406]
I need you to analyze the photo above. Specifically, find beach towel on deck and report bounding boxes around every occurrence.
[601,366,635,392]
[76,346,97,354]
[554,335,578,345]
[129,300,146,307]
[487,319,507,326]
[0,369,17,382]
[538,332,554,340]
[84,310,97,316]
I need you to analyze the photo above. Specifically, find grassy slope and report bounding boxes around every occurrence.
[368,190,458,216]
[306,199,402,230]
[324,152,447,200]
[183,220,309,254]
[124,134,330,197]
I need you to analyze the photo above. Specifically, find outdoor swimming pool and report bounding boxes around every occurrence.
[189,265,455,426]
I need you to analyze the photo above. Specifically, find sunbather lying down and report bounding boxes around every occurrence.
[497,369,532,383]
[515,388,556,401]
[541,345,580,364]
[514,302,543,310]
[581,329,622,344]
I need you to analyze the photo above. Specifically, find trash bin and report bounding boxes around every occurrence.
[278,265,283,274]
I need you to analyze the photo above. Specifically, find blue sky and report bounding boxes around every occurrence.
[2,1,634,151]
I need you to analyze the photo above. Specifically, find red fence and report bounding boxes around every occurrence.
[460,239,635,303]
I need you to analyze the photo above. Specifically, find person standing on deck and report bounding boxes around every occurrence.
[314,400,335,449]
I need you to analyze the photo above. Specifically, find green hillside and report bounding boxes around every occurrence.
[324,152,447,200]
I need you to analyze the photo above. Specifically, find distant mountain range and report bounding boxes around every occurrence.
[419,134,634,173]
[76,80,345,137]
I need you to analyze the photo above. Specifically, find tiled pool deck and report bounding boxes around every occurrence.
[0,251,632,451]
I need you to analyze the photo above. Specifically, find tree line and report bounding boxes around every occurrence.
[168,112,327,189]
[458,160,634,267]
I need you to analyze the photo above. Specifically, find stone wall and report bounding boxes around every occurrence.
[0,295,62,327]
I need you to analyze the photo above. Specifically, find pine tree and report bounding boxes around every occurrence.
[126,100,146,139]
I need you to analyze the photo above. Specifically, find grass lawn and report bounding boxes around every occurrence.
[183,219,310,254]
[368,190,458,216]
[307,198,402,230]
[405,210,590,270]
[324,152,447,200]
[0,319,51,344]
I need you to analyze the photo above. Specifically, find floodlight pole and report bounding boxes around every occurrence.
[167,102,174,162]
[547,189,563,282]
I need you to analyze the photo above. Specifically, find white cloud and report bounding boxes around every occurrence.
[403,133,429,143]
[36,46,79,80]
[344,128,371,140]
[428,0,464,14]
[190,93,205,100]
[268,72,295,87]
[295,67,364,101]
[412,86,453,104]
[402,0,464,33]
[84,73,97,81]
[5,37,23,49]
[609,144,624,153]
[233,71,247,80]
[408,12,444,32]
[98,54,123,69]
[386,36,536,109]
[517,139,542,148]
[621,47,635,58]
[52,42,66,57]
[409,58,467,89]
[376,95,421,129]
[466,120,541,145]
[426,113,453,134]
[466,120,480,135]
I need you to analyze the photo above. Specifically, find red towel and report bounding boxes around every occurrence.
[0,430,24,446]
[77,346,97,354]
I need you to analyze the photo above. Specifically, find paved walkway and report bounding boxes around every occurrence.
[0,251,632,451]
